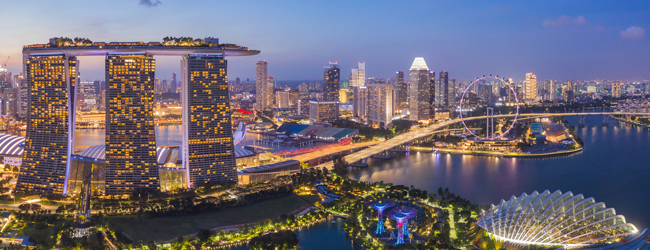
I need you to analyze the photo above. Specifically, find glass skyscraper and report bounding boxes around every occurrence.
[323,63,340,102]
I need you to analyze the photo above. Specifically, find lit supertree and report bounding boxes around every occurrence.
[393,214,407,245]
[387,207,418,245]
[369,201,395,235]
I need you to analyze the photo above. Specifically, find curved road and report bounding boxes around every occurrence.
[316,112,649,169]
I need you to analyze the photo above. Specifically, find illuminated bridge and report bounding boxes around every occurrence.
[316,112,650,169]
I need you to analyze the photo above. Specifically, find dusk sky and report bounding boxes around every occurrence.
[1,0,650,82]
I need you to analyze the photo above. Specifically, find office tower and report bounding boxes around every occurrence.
[429,71,436,116]
[367,81,393,128]
[105,54,159,194]
[409,57,431,122]
[353,86,368,120]
[323,63,340,102]
[255,61,268,110]
[1,88,19,117]
[436,70,449,108]
[350,68,358,87]
[309,101,338,123]
[448,78,456,109]
[17,54,77,195]
[525,73,537,103]
[172,72,177,92]
[357,62,366,86]
[299,82,309,99]
[276,91,290,108]
[181,54,237,187]
[394,71,407,114]
[266,75,274,108]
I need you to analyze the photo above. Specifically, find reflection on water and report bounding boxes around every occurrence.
[350,116,650,228]
[226,217,361,250]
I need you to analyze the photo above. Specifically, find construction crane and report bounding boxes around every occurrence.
[1,55,9,70]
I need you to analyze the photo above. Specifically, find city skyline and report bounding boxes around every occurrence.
[2,1,650,82]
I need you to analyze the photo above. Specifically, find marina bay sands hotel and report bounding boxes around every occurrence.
[17,37,260,195]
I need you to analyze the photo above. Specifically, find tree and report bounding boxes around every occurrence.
[332,156,349,176]
[321,167,329,177]
[18,204,30,213]
[197,229,212,242]
[146,241,158,250]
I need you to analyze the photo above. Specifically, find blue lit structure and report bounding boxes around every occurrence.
[393,214,407,245]
[387,206,418,245]
[369,201,395,235]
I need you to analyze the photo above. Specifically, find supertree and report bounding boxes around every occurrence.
[387,206,418,245]
[392,214,408,245]
[368,201,395,235]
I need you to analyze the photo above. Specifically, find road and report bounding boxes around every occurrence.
[288,141,381,162]
[315,112,650,169]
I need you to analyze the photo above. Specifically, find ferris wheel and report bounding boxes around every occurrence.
[458,75,519,140]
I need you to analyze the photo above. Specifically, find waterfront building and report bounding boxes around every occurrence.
[309,101,338,123]
[525,72,537,103]
[104,54,159,194]
[353,86,368,121]
[181,53,237,188]
[323,63,340,102]
[255,61,268,110]
[16,54,78,195]
[366,82,393,129]
[409,57,431,122]
[18,37,259,194]
[477,190,643,249]
[394,71,407,114]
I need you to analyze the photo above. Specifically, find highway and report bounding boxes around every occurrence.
[315,112,650,169]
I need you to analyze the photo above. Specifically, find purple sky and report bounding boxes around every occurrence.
[1,0,649,82]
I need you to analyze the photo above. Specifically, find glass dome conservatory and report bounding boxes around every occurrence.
[477,190,638,248]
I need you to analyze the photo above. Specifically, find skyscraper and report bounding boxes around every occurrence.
[357,62,366,86]
[353,86,368,120]
[525,73,537,103]
[323,63,340,102]
[181,54,237,187]
[367,81,393,128]
[104,54,159,194]
[436,70,449,108]
[394,71,407,114]
[299,82,309,99]
[409,57,431,122]
[255,61,268,110]
[267,75,274,108]
[350,68,358,87]
[17,54,77,195]
[429,71,436,116]
[448,78,456,109]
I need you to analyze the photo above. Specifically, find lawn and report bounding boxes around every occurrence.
[108,195,306,242]
[298,195,322,205]
[19,224,56,243]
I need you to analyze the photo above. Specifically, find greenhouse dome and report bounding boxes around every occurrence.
[476,190,638,248]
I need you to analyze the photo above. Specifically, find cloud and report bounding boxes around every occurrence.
[542,15,587,27]
[620,26,644,40]
[139,0,162,7]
